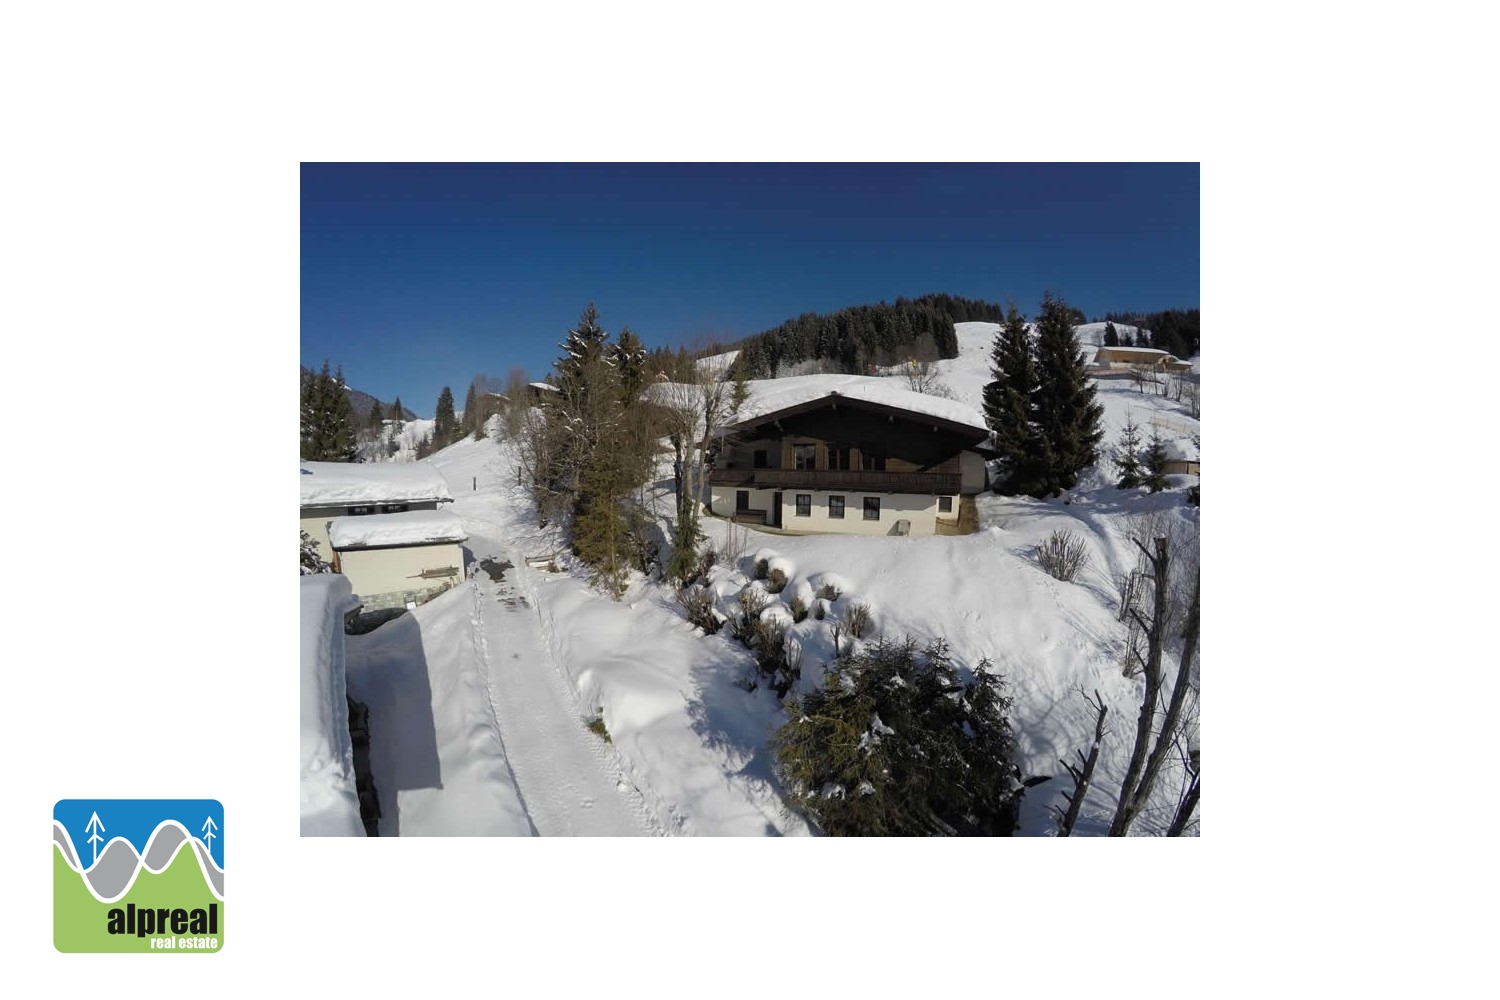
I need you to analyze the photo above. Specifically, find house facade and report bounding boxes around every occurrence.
[707,388,990,537]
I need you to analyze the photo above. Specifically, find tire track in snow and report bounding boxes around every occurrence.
[466,538,660,836]
[466,581,540,836]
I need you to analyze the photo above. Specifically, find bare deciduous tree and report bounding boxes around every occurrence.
[1053,689,1109,837]
[1108,516,1200,837]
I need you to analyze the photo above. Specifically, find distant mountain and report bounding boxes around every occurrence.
[300,367,414,421]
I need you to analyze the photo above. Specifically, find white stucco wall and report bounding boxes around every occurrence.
[332,541,466,604]
[710,486,958,536]
[709,486,779,520]
[960,451,987,494]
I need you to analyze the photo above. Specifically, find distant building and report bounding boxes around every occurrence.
[707,382,990,537]
[1162,438,1200,476]
[1095,345,1194,374]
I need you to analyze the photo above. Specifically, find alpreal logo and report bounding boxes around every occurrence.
[53,799,224,953]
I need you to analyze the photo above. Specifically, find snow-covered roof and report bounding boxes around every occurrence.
[696,350,740,377]
[328,509,467,550]
[300,460,453,508]
[300,574,365,837]
[1098,345,1170,357]
[1163,438,1199,462]
[529,380,559,393]
[717,374,990,436]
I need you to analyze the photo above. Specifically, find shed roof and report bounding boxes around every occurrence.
[300,461,453,508]
[328,509,467,550]
[1162,438,1199,462]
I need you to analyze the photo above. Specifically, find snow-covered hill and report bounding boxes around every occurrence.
[342,322,1200,836]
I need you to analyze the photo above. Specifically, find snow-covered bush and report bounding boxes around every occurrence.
[300,530,332,576]
[845,602,874,639]
[676,585,721,634]
[767,567,788,594]
[771,636,1020,835]
[1035,530,1089,582]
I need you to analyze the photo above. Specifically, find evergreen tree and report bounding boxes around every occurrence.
[1030,293,1104,496]
[556,302,609,392]
[982,303,1045,495]
[433,386,457,447]
[730,354,750,417]
[300,361,357,462]
[1142,428,1170,493]
[300,530,333,575]
[1115,411,1145,489]
[611,326,648,405]
[368,400,384,431]
[1103,321,1120,347]
[771,636,1020,836]
[462,382,478,436]
[392,396,405,429]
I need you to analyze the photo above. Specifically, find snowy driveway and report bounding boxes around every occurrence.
[463,536,658,836]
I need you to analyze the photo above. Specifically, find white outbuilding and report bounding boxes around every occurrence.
[325,509,468,610]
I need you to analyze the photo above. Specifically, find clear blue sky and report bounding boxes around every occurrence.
[301,163,1198,417]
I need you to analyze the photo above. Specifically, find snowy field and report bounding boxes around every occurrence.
[335,320,1200,836]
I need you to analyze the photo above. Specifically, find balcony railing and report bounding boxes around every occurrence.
[710,468,961,495]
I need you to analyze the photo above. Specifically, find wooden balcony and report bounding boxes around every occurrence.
[710,468,961,495]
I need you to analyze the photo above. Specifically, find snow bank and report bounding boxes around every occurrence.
[300,460,453,506]
[328,509,467,549]
[299,574,365,837]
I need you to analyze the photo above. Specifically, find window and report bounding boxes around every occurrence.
[380,503,409,514]
[863,497,880,521]
[736,490,750,511]
[860,445,885,472]
[938,496,953,513]
[828,495,845,519]
[753,450,768,469]
[793,444,817,470]
[828,444,852,470]
[347,505,375,516]
[795,494,812,517]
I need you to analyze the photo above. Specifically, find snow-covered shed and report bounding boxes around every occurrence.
[326,509,468,611]
[1162,438,1200,476]
[300,460,453,564]
[300,574,365,837]
[1095,345,1194,374]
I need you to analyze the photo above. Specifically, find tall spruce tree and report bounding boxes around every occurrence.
[1142,427,1170,493]
[392,396,405,430]
[556,302,609,392]
[462,382,479,436]
[982,303,1045,495]
[433,386,458,447]
[300,361,357,462]
[1030,293,1104,496]
[1115,411,1144,489]
[369,400,384,431]
[611,326,648,405]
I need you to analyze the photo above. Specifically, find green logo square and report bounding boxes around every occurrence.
[53,799,224,953]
